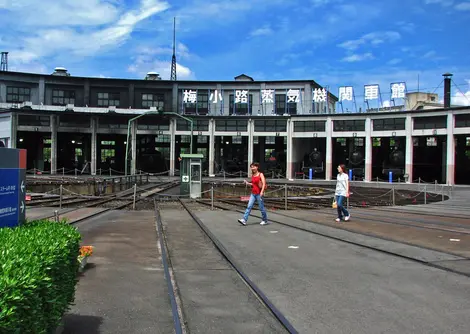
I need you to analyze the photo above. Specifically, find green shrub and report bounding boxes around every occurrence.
[0,219,81,334]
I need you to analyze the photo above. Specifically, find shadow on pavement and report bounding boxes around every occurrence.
[62,314,103,334]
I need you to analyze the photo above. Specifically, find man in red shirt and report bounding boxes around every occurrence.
[238,162,268,226]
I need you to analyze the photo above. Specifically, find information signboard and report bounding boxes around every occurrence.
[0,148,27,228]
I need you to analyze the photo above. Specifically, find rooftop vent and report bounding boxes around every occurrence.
[145,72,162,80]
[52,67,70,76]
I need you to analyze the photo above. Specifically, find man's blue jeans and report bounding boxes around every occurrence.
[336,195,350,219]
[243,194,268,221]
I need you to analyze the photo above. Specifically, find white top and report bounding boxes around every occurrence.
[335,173,349,196]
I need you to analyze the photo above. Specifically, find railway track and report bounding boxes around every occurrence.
[202,196,470,235]
[194,199,470,278]
[27,182,162,208]
[154,198,298,334]
[32,181,180,223]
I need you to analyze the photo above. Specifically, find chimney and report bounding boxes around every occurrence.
[145,72,162,80]
[443,72,452,108]
[52,67,70,76]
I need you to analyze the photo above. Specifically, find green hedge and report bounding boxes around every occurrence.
[0,220,81,334]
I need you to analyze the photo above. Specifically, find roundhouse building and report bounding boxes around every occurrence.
[0,69,469,185]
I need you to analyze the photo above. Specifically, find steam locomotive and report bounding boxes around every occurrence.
[265,150,286,176]
[302,148,324,175]
[138,151,169,174]
[382,147,405,177]
[348,148,364,178]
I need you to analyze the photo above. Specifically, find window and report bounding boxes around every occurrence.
[52,90,75,105]
[265,137,276,144]
[180,135,191,143]
[142,93,164,109]
[229,94,253,115]
[254,120,287,132]
[18,115,50,127]
[137,117,170,131]
[184,93,209,115]
[232,136,242,144]
[413,116,447,130]
[336,138,347,146]
[293,121,326,132]
[215,120,248,132]
[156,135,170,143]
[455,114,470,128]
[275,94,286,115]
[6,87,31,103]
[101,149,115,163]
[333,120,365,131]
[197,136,208,144]
[373,118,405,131]
[426,137,437,146]
[177,119,209,131]
[97,92,120,107]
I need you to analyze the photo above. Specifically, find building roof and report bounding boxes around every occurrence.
[0,70,339,101]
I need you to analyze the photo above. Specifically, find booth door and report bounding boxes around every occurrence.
[190,161,202,198]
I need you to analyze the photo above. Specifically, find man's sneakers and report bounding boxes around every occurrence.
[237,218,246,226]
[238,218,269,226]
[335,216,351,222]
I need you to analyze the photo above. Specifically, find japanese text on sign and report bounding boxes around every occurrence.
[313,88,327,102]
[364,85,379,100]
[338,86,353,102]
[391,82,406,99]
[0,185,16,192]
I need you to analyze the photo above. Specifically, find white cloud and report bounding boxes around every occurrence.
[0,0,120,26]
[250,25,273,37]
[1,0,170,68]
[338,31,401,51]
[310,0,332,7]
[388,58,402,65]
[127,44,195,80]
[341,53,374,62]
[455,2,470,10]
[450,80,470,105]
[424,0,454,6]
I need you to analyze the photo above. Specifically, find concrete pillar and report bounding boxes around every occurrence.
[38,77,45,104]
[128,83,135,108]
[446,113,455,185]
[0,81,6,103]
[216,84,223,116]
[209,118,215,176]
[170,118,176,176]
[304,83,313,114]
[405,115,413,183]
[51,115,58,174]
[172,83,178,112]
[247,119,254,173]
[91,117,97,175]
[286,119,293,179]
[364,118,372,181]
[130,121,137,175]
[325,117,333,180]
[84,80,90,106]
[10,112,17,149]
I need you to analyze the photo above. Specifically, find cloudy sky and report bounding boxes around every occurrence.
[0,0,469,108]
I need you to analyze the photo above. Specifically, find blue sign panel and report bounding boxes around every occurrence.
[0,148,27,228]
[0,169,23,227]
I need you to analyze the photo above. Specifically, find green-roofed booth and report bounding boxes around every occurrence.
[179,153,203,198]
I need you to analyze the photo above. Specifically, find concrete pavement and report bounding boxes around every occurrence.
[194,209,470,334]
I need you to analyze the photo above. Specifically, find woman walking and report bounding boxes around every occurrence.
[238,162,268,226]
[335,164,350,222]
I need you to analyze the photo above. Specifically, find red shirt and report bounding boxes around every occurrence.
[251,174,263,195]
